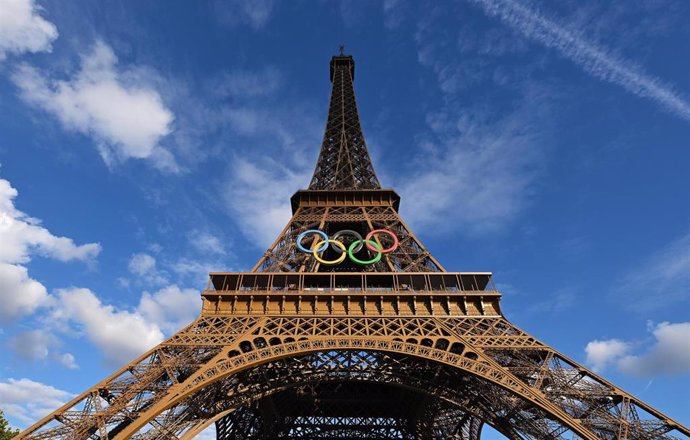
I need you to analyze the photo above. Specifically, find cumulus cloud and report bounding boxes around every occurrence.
[585,339,630,373]
[0,179,101,264]
[53,287,165,367]
[46,283,202,366]
[584,322,690,377]
[0,264,49,323]
[137,285,200,333]
[618,322,690,377]
[0,378,73,426]
[12,41,177,171]
[0,0,58,61]
[0,178,99,323]
[6,330,78,369]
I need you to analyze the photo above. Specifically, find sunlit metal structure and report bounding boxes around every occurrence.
[17,53,689,440]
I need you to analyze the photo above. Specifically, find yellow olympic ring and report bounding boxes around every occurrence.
[311,239,347,265]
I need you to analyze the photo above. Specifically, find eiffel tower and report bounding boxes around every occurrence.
[18,53,689,440]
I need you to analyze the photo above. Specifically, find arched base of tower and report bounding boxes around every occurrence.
[214,380,484,440]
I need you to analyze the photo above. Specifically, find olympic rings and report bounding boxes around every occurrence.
[312,239,347,265]
[365,229,399,253]
[330,229,363,254]
[296,229,398,265]
[348,240,382,265]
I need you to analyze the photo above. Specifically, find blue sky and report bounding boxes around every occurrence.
[0,0,689,437]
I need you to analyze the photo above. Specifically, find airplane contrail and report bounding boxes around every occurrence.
[467,0,690,122]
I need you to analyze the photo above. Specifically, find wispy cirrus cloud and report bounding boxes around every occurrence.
[222,157,309,248]
[615,231,690,311]
[467,0,690,122]
[397,84,550,235]
[213,0,276,29]
[214,67,321,249]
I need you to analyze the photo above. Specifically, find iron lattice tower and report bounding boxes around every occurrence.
[18,54,689,440]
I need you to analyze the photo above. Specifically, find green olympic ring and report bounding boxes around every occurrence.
[348,239,382,265]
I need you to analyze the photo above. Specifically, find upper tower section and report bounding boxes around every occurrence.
[308,53,382,190]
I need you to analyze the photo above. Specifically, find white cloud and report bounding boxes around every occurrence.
[46,283,202,366]
[137,285,200,333]
[170,258,224,287]
[207,67,320,250]
[383,0,405,29]
[584,322,690,377]
[0,179,101,264]
[0,264,49,323]
[0,378,73,426]
[12,41,177,170]
[222,158,309,248]
[214,67,282,98]
[526,288,577,315]
[214,0,275,29]
[128,253,157,276]
[0,178,99,323]
[467,0,690,122]
[585,339,630,373]
[6,329,78,369]
[7,329,53,362]
[53,287,164,367]
[397,92,546,234]
[617,232,690,311]
[0,0,58,61]
[127,252,168,286]
[618,322,690,377]
[188,230,225,255]
[53,352,78,370]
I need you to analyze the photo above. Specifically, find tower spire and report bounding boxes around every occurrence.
[308,53,381,190]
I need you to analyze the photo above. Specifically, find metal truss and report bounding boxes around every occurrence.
[253,205,443,273]
[16,53,690,440]
[309,55,380,190]
[18,314,690,440]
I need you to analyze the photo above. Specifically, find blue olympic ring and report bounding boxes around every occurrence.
[296,230,329,253]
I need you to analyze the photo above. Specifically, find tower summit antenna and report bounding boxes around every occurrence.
[339,44,345,55]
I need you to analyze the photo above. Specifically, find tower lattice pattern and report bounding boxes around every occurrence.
[309,55,380,190]
[17,54,689,440]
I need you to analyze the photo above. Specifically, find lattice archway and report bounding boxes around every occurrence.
[116,339,600,440]
[181,382,485,440]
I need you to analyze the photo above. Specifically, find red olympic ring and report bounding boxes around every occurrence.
[365,229,399,253]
